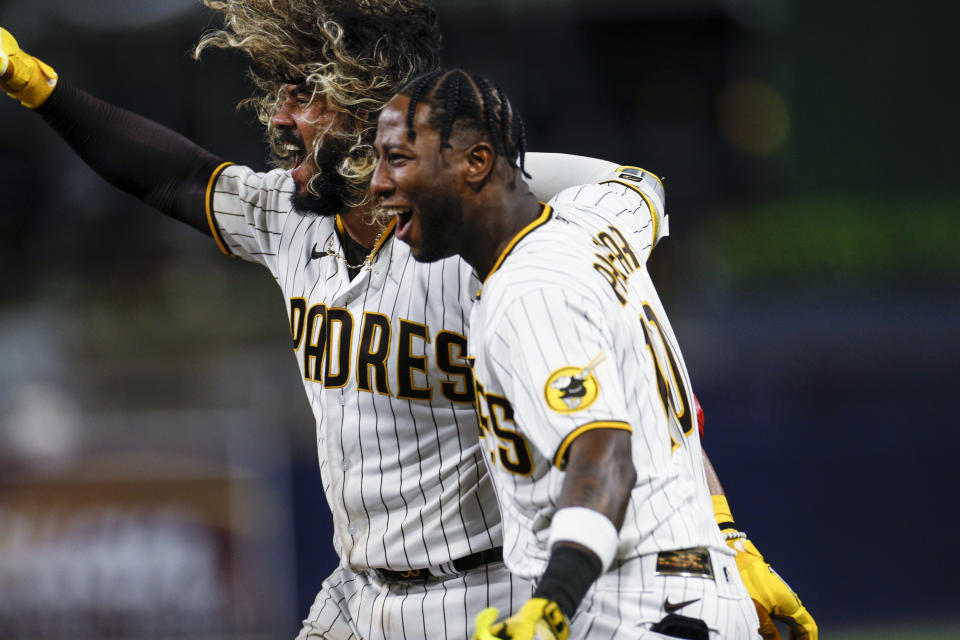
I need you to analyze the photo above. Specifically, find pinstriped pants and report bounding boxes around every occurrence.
[296,561,532,640]
[570,548,760,639]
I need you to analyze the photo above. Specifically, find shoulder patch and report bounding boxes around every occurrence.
[544,353,605,413]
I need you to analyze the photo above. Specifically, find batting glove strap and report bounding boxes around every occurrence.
[473,598,571,640]
[1,27,58,108]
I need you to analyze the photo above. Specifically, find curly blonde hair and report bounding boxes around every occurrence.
[196,0,441,213]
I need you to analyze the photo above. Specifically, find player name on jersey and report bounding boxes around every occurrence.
[591,224,642,305]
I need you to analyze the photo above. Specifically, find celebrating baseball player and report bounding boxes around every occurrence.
[0,3,628,639]
[3,1,815,638]
[370,68,793,639]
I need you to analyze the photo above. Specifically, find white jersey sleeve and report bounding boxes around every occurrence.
[523,153,619,201]
[485,289,632,469]
[205,163,295,271]
[476,179,667,470]
[525,156,668,250]
[549,175,668,266]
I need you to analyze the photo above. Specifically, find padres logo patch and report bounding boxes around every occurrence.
[544,353,605,413]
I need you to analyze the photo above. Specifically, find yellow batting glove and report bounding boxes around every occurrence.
[473,599,570,640]
[713,495,818,640]
[1,26,58,108]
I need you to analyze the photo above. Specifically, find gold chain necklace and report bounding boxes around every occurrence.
[325,225,389,270]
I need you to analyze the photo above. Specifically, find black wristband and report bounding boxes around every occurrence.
[716,520,738,531]
[533,545,603,619]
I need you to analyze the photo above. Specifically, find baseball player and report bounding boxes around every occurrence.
[0,6,633,639]
[371,68,765,639]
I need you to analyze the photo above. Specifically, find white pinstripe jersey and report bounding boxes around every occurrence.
[469,172,730,579]
[205,154,619,572]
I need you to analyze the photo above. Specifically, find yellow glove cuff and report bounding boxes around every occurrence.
[518,598,570,640]
[472,599,571,640]
[472,607,502,640]
[1,27,58,108]
[712,494,735,528]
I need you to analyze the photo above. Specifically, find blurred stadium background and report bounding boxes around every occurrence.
[1,0,958,638]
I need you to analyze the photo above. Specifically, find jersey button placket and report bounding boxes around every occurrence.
[325,417,352,554]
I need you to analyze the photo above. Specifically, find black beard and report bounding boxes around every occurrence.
[411,193,463,263]
[290,171,348,218]
[289,146,351,218]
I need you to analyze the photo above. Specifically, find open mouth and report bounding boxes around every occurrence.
[383,207,413,238]
[284,142,313,189]
[284,143,305,171]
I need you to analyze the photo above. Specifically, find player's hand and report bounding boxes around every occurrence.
[473,598,570,640]
[1,26,58,108]
[724,533,818,640]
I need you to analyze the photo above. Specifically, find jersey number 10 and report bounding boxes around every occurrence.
[638,302,695,449]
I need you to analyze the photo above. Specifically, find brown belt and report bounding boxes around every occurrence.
[376,547,503,582]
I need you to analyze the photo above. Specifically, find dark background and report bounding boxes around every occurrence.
[1,0,958,637]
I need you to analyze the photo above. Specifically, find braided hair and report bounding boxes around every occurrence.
[399,69,530,178]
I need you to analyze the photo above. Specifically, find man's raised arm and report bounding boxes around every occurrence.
[1,26,226,233]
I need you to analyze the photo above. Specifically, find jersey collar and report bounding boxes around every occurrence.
[476,202,552,298]
[334,214,397,263]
